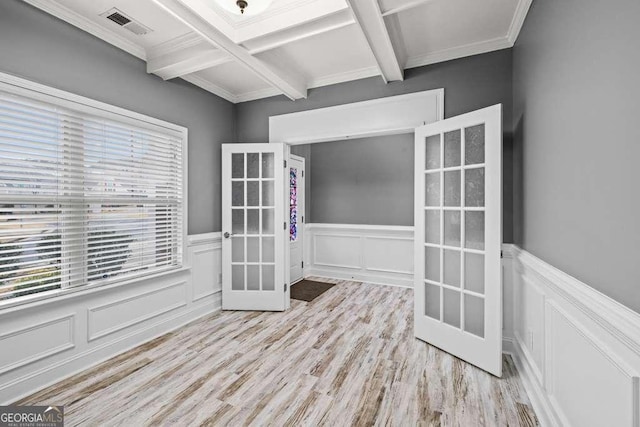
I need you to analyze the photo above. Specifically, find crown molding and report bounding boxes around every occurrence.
[405,36,512,69]
[308,66,380,89]
[22,0,147,60]
[181,74,238,103]
[235,87,282,103]
[506,0,533,45]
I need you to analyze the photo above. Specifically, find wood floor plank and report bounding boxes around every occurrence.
[17,280,539,426]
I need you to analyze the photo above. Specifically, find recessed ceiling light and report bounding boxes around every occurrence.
[214,0,274,16]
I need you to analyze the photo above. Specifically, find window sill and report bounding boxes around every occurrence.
[0,266,191,315]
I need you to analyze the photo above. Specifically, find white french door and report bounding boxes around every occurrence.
[289,155,305,284]
[414,104,503,376]
[222,143,288,311]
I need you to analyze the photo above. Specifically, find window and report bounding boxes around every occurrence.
[0,78,185,302]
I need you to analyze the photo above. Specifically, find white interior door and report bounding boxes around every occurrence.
[414,104,503,376]
[222,143,288,311]
[289,155,305,284]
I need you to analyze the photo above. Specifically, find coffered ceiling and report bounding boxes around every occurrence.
[23,0,531,103]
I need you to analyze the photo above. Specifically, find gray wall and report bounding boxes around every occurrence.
[306,134,414,225]
[513,0,640,313]
[0,0,235,234]
[236,49,514,240]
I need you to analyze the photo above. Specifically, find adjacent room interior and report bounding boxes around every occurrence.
[0,0,639,426]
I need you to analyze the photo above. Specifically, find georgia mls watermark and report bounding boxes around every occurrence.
[0,406,64,427]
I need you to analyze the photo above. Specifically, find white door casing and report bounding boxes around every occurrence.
[289,155,305,284]
[414,104,503,376]
[222,143,288,311]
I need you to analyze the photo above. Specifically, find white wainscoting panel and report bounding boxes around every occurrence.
[189,232,223,302]
[510,246,640,427]
[0,315,75,376]
[0,232,222,405]
[87,281,188,342]
[305,224,415,288]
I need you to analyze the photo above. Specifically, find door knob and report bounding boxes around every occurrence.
[224,232,233,239]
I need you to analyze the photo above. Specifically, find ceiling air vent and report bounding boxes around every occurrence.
[101,8,152,36]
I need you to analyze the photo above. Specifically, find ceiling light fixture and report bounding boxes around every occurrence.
[214,0,273,16]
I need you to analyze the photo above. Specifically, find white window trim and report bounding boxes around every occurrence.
[0,70,189,311]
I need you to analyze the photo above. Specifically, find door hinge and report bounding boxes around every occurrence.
[302,170,304,177]
[284,221,287,230]
[301,261,304,268]
[302,215,304,223]
[284,160,287,168]
[284,283,288,292]
[500,250,503,259]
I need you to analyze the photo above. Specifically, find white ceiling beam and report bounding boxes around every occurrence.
[152,0,307,100]
[380,0,435,17]
[147,38,230,80]
[345,0,404,83]
[146,11,354,81]
[243,10,355,54]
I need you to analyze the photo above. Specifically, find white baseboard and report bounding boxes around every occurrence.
[510,246,640,427]
[0,233,223,405]
[305,270,413,288]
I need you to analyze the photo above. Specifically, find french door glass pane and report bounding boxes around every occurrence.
[465,124,485,165]
[232,153,244,178]
[246,237,259,262]
[232,209,244,234]
[232,265,244,290]
[232,237,244,262]
[444,171,461,206]
[465,211,485,250]
[464,253,485,294]
[425,135,440,170]
[246,209,259,234]
[262,237,274,262]
[443,211,461,247]
[444,130,461,167]
[443,288,461,328]
[425,210,440,244]
[425,282,440,320]
[423,122,487,336]
[425,246,440,282]
[247,265,260,290]
[247,153,259,178]
[247,181,259,206]
[262,153,274,178]
[443,250,460,287]
[464,294,485,338]
[232,182,244,206]
[425,173,440,206]
[465,168,485,207]
[262,265,275,290]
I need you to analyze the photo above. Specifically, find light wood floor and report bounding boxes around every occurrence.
[19,278,538,426]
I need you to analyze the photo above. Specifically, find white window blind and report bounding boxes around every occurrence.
[0,86,184,301]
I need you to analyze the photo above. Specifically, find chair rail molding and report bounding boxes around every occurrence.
[0,232,223,405]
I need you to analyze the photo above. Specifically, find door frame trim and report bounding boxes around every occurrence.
[268,90,445,145]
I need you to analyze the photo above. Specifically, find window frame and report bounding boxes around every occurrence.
[0,71,189,310]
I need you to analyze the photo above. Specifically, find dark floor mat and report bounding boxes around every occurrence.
[290,280,335,302]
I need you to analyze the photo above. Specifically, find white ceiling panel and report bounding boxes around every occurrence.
[193,61,272,94]
[52,0,191,49]
[398,0,519,57]
[264,24,378,86]
[26,0,532,102]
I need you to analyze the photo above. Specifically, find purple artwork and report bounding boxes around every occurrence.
[290,168,297,241]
